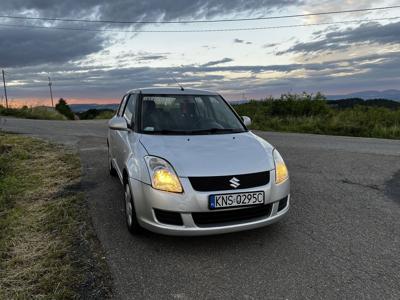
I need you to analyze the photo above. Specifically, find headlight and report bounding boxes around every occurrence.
[144,156,183,193]
[273,149,288,184]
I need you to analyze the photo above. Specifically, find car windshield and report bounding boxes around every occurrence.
[140,94,246,134]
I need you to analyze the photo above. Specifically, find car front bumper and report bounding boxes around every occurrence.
[129,173,290,236]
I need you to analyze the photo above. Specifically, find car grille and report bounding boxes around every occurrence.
[192,204,273,227]
[188,171,269,192]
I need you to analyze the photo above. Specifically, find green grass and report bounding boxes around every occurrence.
[0,106,66,120]
[233,95,400,139]
[0,133,111,299]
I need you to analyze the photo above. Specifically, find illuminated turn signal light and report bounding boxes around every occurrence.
[275,162,288,184]
[273,149,289,184]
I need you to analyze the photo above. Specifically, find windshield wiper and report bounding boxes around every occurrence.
[145,128,244,135]
[146,129,194,135]
[189,128,243,134]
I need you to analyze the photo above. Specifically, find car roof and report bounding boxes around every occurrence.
[127,87,219,96]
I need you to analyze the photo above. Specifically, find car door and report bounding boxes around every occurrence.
[115,93,138,173]
[109,94,128,174]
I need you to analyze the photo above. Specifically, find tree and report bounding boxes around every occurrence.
[55,98,74,120]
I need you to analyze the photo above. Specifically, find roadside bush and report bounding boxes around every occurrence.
[55,98,75,120]
[270,92,330,117]
[0,105,66,120]
[233,93,400,139]
[77,109,115,120]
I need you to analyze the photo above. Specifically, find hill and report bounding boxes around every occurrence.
[327,98,400,110]
[327,90,400,101]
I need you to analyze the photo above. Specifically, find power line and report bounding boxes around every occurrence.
[0,5,399,24]
[0,16,398,33]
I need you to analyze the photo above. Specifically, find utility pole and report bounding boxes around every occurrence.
[2,69,8,108]
[48,76,54,107]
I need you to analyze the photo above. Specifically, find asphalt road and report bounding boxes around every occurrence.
[1,116,400,299]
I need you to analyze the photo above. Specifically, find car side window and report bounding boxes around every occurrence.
[123,94,137,125]
[117,95,128,117]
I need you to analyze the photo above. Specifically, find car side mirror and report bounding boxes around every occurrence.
[242,116,252,127]
[109,116,129,131]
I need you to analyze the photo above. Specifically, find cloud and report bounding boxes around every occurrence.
[136,55,167,62]
[201,58,233,67]
[7,50,400,101]
[0,27,105,67]
[234,38,252,45]
[0,0,301,22]
[0,0,301,68]
[9,47,400,102]
[116,51,169,63]
[202,45,217,50]
[279,21,400,55]
[1,0,398,101]
[263,43,278,48]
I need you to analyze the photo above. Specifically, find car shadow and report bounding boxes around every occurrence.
[133,218,290,253]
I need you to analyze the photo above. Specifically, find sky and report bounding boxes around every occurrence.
[0,0,399,107]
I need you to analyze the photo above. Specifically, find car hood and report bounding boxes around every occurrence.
[139,132,274,177]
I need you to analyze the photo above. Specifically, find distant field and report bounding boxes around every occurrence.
[233,95,400,139]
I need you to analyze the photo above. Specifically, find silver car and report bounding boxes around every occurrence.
[108,87,290,236]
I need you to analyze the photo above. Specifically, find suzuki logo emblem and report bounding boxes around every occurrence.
[229,177,240,188]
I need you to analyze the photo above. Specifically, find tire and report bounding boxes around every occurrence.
[108,144,117,177]
[124,182,142,234]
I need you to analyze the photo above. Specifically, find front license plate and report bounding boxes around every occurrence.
[209,191,265,210]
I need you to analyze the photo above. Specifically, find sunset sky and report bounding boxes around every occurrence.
[0,0,399,107]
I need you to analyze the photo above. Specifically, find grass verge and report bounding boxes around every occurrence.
[0,132,111,299]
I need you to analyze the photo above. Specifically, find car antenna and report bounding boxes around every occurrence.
[171,77,184,91]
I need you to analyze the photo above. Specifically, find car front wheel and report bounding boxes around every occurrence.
[124,182,142,234]
[108,144,117,177]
